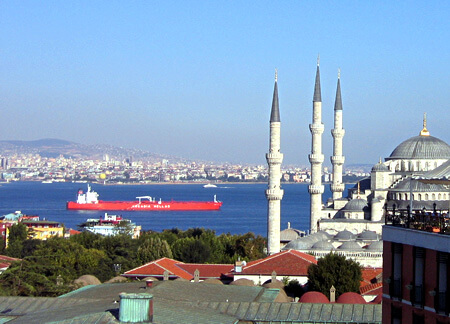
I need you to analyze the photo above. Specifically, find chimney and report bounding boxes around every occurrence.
[119,293,153,323]
[194,269,200,283]
[235,258,244,273]
[330,285,336,303]
[271,271,277,283]
[145,278,154,288]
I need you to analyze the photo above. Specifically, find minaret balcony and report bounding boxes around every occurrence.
[309,123,324,135]
[331,156,345,165]
[308,185,324,194]
[331,129,345,138]
[331,183,345,192]
[266,153,283,164]
[309,154,324,164]
[265,189,284,200]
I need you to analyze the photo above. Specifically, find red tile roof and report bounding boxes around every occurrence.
[360,267,382,287]
[122,258,233,280]
[177,264,233,279]
[236,250,317,276]
[0,255,20,269]
[360,282,383,296]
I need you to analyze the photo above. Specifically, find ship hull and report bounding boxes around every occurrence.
[67,200,222,211]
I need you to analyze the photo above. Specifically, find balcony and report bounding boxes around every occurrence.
[384,206,450,236]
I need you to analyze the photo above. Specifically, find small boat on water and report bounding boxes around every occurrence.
[79,213,141,238]
[203,183,217,188]
[66,184,222,211]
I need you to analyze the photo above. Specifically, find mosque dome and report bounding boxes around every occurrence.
[365,241,383,252]
[311,241,334,250]
[343,198,368,212]
[386,135,450,161]
[280,228,301,242]
[337,241,362,251]
[357,230,379,241]
[283,237,315,250]
[334,230,356,241]
[315,231,333,240]
[371,161,390,172]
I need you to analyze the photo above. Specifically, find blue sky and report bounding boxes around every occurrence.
[1,1,449,165]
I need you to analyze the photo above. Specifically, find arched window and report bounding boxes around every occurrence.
[438,193,442,200]
[425,193,429,201]
[418,194,422,201]
[432,193,436,200]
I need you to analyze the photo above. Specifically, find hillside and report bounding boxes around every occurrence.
[0,138,176,162]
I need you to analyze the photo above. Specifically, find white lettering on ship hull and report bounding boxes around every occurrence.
[130,204,171,209]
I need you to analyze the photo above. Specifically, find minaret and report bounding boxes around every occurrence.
[266,69,284,255]
[330,69,345,200]
[308,58,324,233]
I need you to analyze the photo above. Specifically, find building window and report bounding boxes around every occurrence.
[391,305,402,324]
[412,313,424,324]
[413,247,425,307]
[437,252,448,314]
[392,243,402,299]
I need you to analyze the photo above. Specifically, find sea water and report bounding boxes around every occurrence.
[0,182,346,236]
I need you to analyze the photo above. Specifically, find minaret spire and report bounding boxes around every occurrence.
[266,70,284,254]
[313,56,322,102]
[420,112,430,136]
[309,60,325,233]
[270,69,280,122]
[331,69,345,200]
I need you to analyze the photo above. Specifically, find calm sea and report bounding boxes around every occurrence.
[0,182,344,236]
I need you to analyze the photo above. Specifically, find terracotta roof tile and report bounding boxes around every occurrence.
[122,258,234,281]
[123,258,192,280]
[177,264,233,279]
[360,282,383,295]
[237,250,317,276]
[360,267,382,287]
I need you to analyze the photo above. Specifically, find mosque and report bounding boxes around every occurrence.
[265,61,450,267]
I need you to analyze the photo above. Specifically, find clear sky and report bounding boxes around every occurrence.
[1,1,449,166]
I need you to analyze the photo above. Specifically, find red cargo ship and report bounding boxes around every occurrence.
[66,185,222,211]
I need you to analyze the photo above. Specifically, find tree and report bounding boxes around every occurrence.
[5,223,29,258]
[137,237,172,264]
[172,237,211,263]
[307,253,362,299]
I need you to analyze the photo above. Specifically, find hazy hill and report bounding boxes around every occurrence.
[0,138,175,162]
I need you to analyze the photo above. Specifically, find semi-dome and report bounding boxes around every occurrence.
[387,135,450,161]
[390,178,447,192]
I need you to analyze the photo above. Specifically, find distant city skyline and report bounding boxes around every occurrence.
[1,2,449,166]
